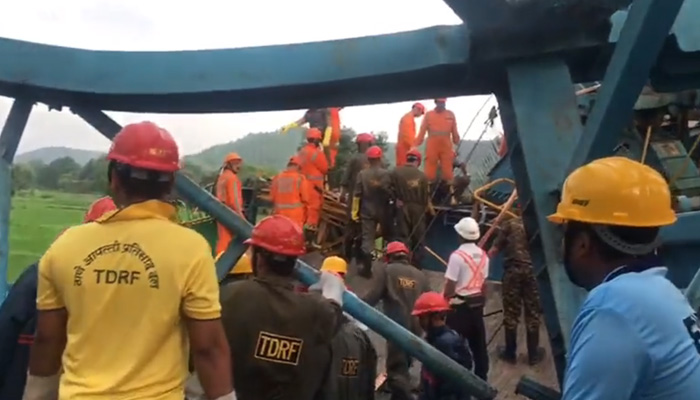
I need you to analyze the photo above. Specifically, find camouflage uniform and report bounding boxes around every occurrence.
[492,216,545,365]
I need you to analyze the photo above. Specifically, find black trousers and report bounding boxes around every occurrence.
[446,300,489,382]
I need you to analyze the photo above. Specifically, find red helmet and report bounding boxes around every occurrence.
[288,155,301,165]
[412,103,425,113]
[386,241,409,255]
[306,128,323,140]
[366,146,383,159]
[84,196,117,222]
[407,148,422,165]
[244,215,306,256]
[356,133,375,144]
[412,292,451,316]
[107,122,180,172]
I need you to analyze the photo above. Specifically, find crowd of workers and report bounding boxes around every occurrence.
[0,101,699,400]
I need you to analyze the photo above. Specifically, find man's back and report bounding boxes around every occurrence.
[37,201,220,399]
[220,277,341,400]
[325,318,377,400]
[384,262,428,329]
[564,267,700,399]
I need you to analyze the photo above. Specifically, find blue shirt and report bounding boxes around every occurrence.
[563,267,700,400]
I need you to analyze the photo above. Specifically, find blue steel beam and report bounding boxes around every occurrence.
[569,0,686,168]
[501,58,587,381]
[72,107,498,400]
[0,99,31,301]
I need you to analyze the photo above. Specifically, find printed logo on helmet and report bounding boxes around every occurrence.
[148,148,172,158]
[571,198,590,207]
[254,331,303,365]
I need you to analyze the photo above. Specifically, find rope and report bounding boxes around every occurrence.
[406,95,496,253]
[640,126,652,164]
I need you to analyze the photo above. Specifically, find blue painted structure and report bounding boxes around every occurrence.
[1,0,700,395]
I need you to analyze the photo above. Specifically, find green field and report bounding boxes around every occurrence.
[8,191,98,281]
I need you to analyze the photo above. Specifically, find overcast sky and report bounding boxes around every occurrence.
[0,0,500,156]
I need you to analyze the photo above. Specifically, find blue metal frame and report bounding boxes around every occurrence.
[0,99,31,299]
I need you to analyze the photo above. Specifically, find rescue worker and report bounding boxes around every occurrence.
[352,145,393,278]
[391,148,430,268]
[361,241,428,400]
[397,103,425,167]
[488,213,545,366]
[548,157,700,399]
[24,122,234,400]
[219,252,254,286]
[415,99,460,185]
[282,108,342,167]
[220,215,345,400]
[0,197,118,400]
[412,292,472,400]
[319,257,378,400]
[298,128,330,242]
[452,152,471,205]
[341,133,375,263]
[443,217,489,381]
[216,152,245,254]
[328,107,343,167]
[269,156,309,229]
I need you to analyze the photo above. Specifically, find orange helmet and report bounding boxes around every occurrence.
[225,152,242,163]
[288,155,301,165]
[407,148,422,165]
[412,102,425,113]
[107,122,180,172]
[386,241,409,255]
[84,196,117,223]
[412,292,451,316]
[244,215,306,256]
[356,133,375,144]
[306,128,323,140]
[366,146,383,159]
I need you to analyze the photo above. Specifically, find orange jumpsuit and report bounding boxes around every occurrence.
[396,111,417,166]
[329,108,342,167]
[269,168,310,229]
[215,169,244,254]
[416,109,460,181]
[297,143,329,227]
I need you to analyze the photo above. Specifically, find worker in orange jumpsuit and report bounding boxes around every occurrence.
[215,152,245,254]
[415,98,460,185]
[396,103,425,167]
[269,155,309,229]
[328,107,343,167]
[297,128,330,242]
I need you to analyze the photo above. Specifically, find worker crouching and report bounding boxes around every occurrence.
[361,241,428,400]
[413,292,472,400]
[220,215,346,400]
[318,256,378,400]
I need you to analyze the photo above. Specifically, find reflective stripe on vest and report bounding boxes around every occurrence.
[452,249,486,293]
[429,130,451,137]
[276,202,303,209]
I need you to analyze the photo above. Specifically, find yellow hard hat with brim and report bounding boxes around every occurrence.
[548,156,677,227]
[320,256,347,275]
[215,252,253,275]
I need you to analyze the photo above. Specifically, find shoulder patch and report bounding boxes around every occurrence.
[341,357,359,377]
[255,331,304,365]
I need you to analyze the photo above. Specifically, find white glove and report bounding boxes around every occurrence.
[309,271,345,306]
[185,373,236,400]
[215,392,237,400]
[22,373,60,400]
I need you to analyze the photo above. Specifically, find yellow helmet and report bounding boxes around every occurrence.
[548,156,676,227]
[215,252,253,275]
[320,256,347,275]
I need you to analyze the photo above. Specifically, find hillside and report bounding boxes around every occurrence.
[16,147,104,165]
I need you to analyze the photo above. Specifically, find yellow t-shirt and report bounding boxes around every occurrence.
[37,200,221,400]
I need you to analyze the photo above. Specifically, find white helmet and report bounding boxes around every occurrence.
[454,217,480,240]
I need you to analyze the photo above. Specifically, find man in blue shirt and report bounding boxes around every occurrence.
[548,156,700,399]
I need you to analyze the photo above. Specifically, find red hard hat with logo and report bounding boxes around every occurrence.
[366,146,383,159]
[407,148,422,165]
[107,121,180,172]
[84,196,117,223]
[244,215,306,256]
[356,133,375,144]
[386,241,409,255]
[306,128,323,140]
[412,292,451,316]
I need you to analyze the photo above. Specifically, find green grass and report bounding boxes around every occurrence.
[8,191,98,281]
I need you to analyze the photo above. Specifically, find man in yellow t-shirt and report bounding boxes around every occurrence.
[23,122,235,400]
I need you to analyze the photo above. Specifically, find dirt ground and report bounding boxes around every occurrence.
[299,253,560,399]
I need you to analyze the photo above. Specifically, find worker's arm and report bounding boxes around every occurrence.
[314,148,330,175]
[223,175,244,216]
[281,112,309,134]
[0,263,37,384]
[25,253,65,400]
[351,173,363,222]
[309,272,345,338]
[269,176,278,204]
[450,111,460,145]
[361,329,378,400]
[415,115,428,146]
[322,109,333,147]
[562,307,646,400]
[398,114,414,147]
[489,221,509,257]
[183,247,234,399]
[442,253,462,299]
[358,267,386,307]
